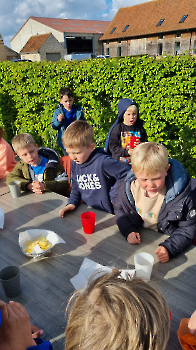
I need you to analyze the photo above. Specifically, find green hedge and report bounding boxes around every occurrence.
[0,55,196,177]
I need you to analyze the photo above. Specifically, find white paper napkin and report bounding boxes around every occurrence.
[70,257,135,289]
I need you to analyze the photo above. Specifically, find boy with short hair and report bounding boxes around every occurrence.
[105,98,147,161]
[6,133,70,196]
[65,270,170,350]
[59,120,130,216]
[51,87,85,155]
[113,142,196,262]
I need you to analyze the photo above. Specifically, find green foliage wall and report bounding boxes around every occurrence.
[0,55,196,176]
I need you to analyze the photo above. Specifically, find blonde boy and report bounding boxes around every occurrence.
[65,270,170,350]
[113,142,196,262]
[59,120,130,216]
[6,133,70,196]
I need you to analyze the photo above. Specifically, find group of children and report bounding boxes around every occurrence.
[1,87,196,349]
[4,87,196,264]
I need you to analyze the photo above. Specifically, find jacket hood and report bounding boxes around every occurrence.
[124,158,189,204]
[117,98,139,122]
[38,147,60,169]
[79,147,107,168]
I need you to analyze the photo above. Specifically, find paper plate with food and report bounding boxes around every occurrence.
[18,229,66,258]
[178,318,196,350]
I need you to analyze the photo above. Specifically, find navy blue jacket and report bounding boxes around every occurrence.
[27,338,53,349]
[113,159,196,258]
[68,148,130,214]
[51,104,85,149]
[104,98,147,156]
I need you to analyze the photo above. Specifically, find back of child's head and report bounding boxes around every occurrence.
[62,120,94,149]
[65,270,170,350]
[12,133,36,153]
[131,142,169,175]
[59,87,73,99]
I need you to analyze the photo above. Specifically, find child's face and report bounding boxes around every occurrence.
[66,144,95,164]
[133,166,170,195]
[60,95,74,111]
[17,144,40,167]
[123,106,137,126]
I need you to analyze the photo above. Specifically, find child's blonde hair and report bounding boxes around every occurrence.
[125,104,138,114]
[131,142,169,175]
[65,270,170,350]
[12,133,36,153]
[62,120,94,149]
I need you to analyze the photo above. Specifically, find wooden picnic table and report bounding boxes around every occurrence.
[0,190,195,350]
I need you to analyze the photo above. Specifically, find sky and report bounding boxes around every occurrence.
[0,0,151,48]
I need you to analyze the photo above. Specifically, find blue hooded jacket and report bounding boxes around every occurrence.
[68,147,130,214]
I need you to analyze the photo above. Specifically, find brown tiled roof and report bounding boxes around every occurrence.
[101,0,196,41]
[20,33,51,53]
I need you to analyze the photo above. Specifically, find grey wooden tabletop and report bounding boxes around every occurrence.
[0,178,9,196]
[0,190,195,350]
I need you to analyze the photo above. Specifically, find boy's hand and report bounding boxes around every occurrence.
[27,181,45,194]
[31,324,44,338]
[57,113,64,122]
[188,310,196,337]
[59,204,75,217]
[127,232,141,244]
[0,300,36,350]
[155,246,169,263]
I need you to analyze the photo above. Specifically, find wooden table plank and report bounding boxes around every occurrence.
[0,190,195,350]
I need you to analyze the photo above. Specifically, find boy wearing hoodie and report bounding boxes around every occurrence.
[113,142,196,263]
[106,98,147,161]
[59,121,130,216]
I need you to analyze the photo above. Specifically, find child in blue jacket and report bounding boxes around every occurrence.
[51,87,85,155]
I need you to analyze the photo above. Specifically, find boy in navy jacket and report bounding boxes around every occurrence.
[59,121,130,216]
[51,87,85,155]
[113,142,196,262]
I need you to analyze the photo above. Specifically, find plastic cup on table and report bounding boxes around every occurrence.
[0,266,21,298]
[80,211,96,234]
[134,252,154,282]
[8,180,21,198]
[130,136,140,148]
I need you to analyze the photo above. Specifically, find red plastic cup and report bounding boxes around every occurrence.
[130,136,140,148]
[80,211,96,234]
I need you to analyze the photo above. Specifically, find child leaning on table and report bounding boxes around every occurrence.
[6,133,70,196]
[59,120,130,216]
[105,98,147,161]
[65,270,170,350]
[0,126,17,179]
[113,142,196,263]
[51,87,85,155]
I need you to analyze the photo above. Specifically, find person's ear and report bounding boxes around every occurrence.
[167,164,170,171]
[90,143,95,152]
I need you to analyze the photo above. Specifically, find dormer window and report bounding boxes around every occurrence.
[179,15,188,23]
[110,27,116,34]
[156,19,165,26]
[122,25,129,32]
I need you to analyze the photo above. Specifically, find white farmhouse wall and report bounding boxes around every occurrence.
[11,19,64,53]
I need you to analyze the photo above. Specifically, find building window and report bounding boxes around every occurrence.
[158,43,163,56]
[175,42,180,55]
[156,19,165,26]
[159,34,163,39]
[122,25,129,32]
[118,46,121,56]
[179,15,188,23]
[176,31,181,37]
[106,48,109,55]
[110,27,116,34]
